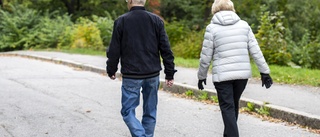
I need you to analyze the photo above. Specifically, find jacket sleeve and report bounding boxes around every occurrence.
[158,20,176,80]
[247,27,270,74]
[198,25,214,80]
[106,20,121,77]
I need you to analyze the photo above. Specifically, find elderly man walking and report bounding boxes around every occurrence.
[106,0,176,137]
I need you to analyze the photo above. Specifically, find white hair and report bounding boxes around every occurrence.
[132,0,146,5]
[211,0,235,14]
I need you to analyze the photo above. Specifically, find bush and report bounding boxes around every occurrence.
[58,17,104,50]
[172,30,203,59]
[73,18,104,50]
[31,12,73,49]
[92,14,114,48]
[166,20,204,59]
[165,21,190,47]
[255,11,291,66]
[293,41,320,69]
[0,4,108,52]
[0,4,40,51]
[57,26,74,49]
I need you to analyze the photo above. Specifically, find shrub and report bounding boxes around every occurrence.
[255,11,292,66]
[74,18,104,50]
[0,4,40,51]
[172,30,203,59]
[31,13,73,49]
[59,17,104,50]
[165,20,190,47]
[296,42,320,69]
[288,29,320,69]
[92,14,114,48]
[57,26,74,49]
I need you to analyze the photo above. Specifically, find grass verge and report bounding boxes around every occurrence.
[38,48,320,87]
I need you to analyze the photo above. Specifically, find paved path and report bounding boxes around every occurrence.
[1,56,319,137]
[6,51,320,116]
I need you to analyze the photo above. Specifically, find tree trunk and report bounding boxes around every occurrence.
[203,0,212,24]
[0,0,3,8]
[76,0,81,11]
[61,0,77,15]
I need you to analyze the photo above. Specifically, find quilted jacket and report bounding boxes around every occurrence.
[198,11,270,82]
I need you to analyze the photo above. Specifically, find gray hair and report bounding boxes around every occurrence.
[211,0,235,14]
[132,0,146,5]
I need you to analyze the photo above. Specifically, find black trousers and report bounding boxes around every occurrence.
[214,79,248,137]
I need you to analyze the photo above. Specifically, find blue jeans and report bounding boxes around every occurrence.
[121,76,160,137]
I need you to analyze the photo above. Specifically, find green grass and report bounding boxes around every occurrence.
[198,91,209,101]
[174,57,199,68]
[251,63,320,87]
[185,90,194,97]
[35,48,105,56]
[42,48,320,87]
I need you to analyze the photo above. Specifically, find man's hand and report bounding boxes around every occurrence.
[110,75,116,80]
[165,79,174,87]
[260,73,273,89]
[198,79,206,90]
[108,73,116,80]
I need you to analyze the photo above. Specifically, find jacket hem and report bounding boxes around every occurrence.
[122,72,160,79]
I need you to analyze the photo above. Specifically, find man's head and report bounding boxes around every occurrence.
[211,0,235,14]
[126,0,146,10]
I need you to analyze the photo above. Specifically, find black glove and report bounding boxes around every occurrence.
[260,73,273,89]
[198,79,206,90]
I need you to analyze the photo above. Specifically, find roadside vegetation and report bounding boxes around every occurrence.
[1,0,320,87]
[37,48,320,87]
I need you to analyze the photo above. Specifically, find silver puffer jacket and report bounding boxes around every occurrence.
[198,11,270,82]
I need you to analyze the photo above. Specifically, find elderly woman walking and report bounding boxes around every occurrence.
[197,0,273,136]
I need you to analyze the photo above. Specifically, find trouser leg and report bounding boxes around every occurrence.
[121,78,145,137]
[141,76,159,137]
[233,79,248,120]
[214,79,248,137]
[214,80,239,137]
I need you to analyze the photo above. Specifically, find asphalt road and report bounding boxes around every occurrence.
[0,56,318,137]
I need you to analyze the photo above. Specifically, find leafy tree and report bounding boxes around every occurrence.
[233,0,263,32]
[2,0,127,20]
[255,11,291,66]
[283,0,320,42]
[160,0,212,30]
[233,0,287,32]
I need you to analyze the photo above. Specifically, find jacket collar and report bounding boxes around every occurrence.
[130,6,146,11]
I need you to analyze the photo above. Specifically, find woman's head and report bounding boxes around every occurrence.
[211,0,235,14]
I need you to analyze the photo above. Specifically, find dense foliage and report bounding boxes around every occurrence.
[0,2,113,51]
[1,0,320,69]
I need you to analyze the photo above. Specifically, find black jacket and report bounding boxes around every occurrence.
[106,6,176,79]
